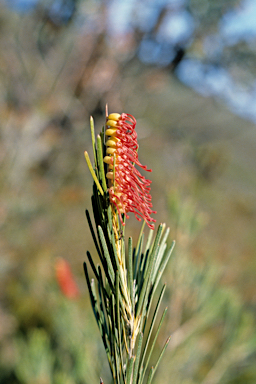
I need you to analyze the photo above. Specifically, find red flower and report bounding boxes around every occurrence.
[55,258,80,299]
[104,113,156,229]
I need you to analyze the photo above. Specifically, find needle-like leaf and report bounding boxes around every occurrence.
[84,151,104,195]
[139,307,168,384]
[97,134,107,192]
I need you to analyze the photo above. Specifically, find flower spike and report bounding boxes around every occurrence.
[104,113,156,229]
[83,110,175,384]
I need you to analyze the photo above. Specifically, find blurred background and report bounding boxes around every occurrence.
[0,0,256,383]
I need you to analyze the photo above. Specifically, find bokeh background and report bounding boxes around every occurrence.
[1,0,256,383]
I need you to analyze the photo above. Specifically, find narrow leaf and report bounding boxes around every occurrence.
[84,151,104,195]
[149,336,171,384]
[151,227,170,283]
[84,263,110,357]
[136,224,164,317]
[140,307,168,384]
[110,294,119,383]
[128,237,134,310]
[139,284,166,375]
[98,225,115,284]
[154,241,175,289]
[146,367,154,384]
[90,116,97,166]
[134,223,145,280]
[97,134,107,192]
[133,332,143,384]
[86,251,99,281]
[144,229,154,255]
[115,271,125,381]
[85,209,103,260]
[126,356,134,384]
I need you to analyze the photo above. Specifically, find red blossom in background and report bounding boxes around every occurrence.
[104,113,156,229]
[55,258,80,299]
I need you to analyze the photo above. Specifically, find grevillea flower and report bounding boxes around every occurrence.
[55,258,80,299]
[103,113,156,229]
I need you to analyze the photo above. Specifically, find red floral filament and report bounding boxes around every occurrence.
[103,113,156,229]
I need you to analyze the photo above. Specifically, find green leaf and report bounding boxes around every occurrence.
[139,307,168,384]
[86,251,99,281]
[139,284,166,377]
[145,367,154,384]
[126,356,134,384]
[83,263,110,359]
[133,332,143,384]
[136,224,164,318]
[154,241,175,289]
[115,271,125,382]
[128,237,134,311]
[90,116,97,166]
[144,229,154,255]
[97,276,110,343]
[98,225,115,285]
[150,336,171,384]
[97,134,107,192]
[134,223,145,280]
[84,151,104,195]
[85,209,103,260]
[151,227,170,284]
[109,294,120,383]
